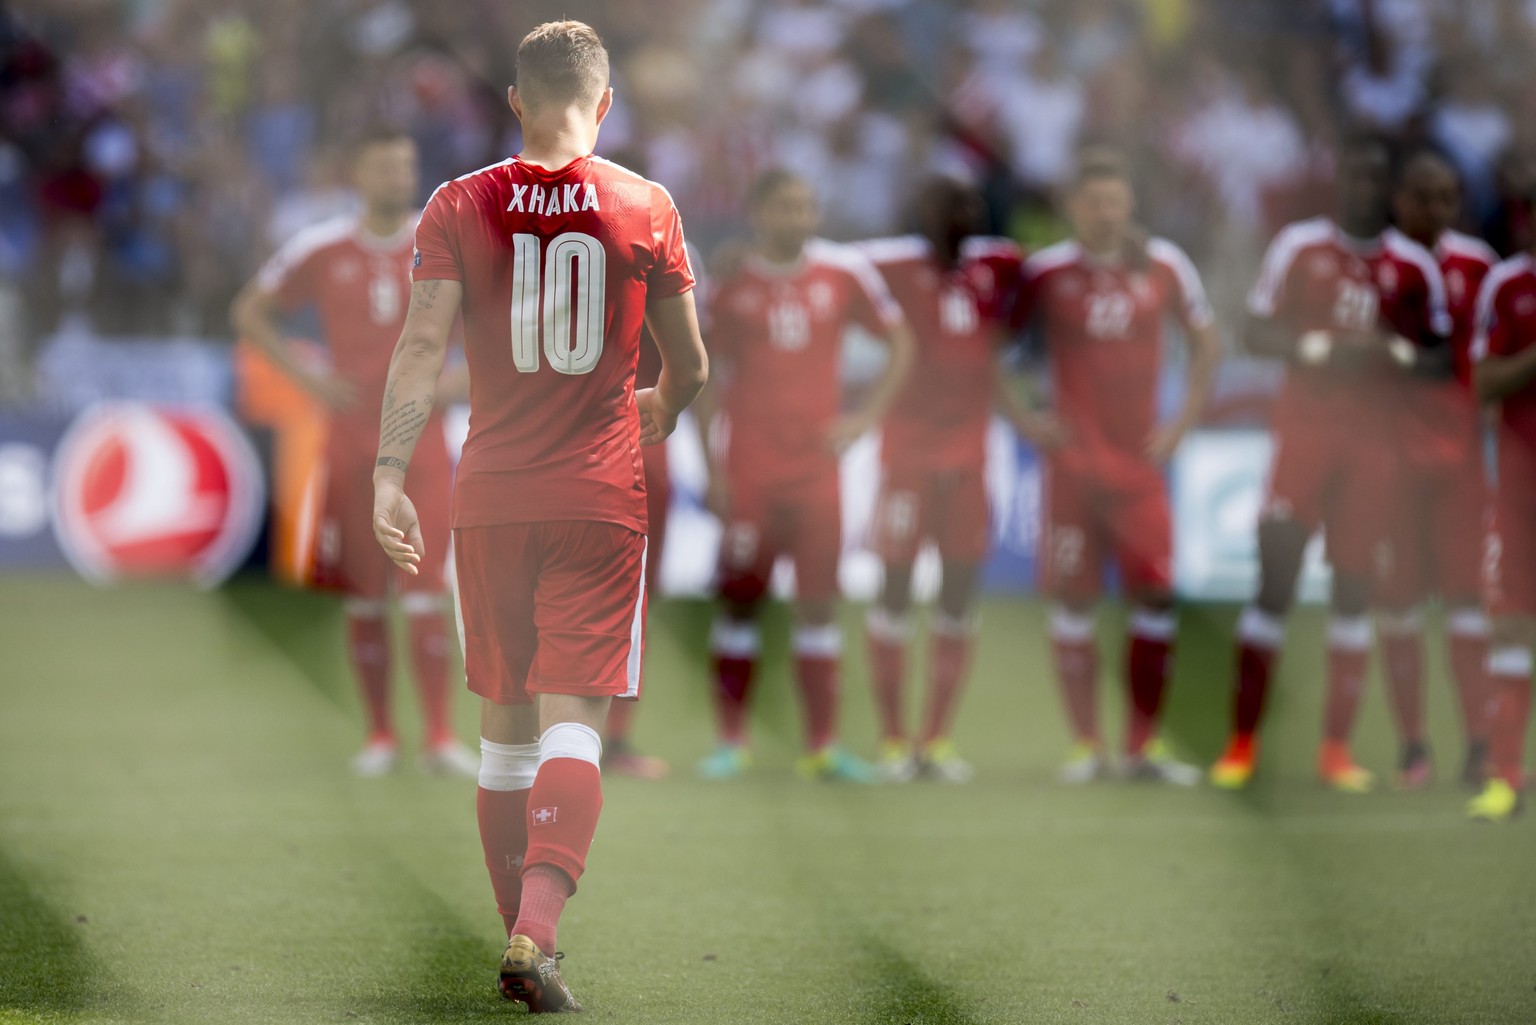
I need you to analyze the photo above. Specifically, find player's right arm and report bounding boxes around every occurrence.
[372,277,462,573]
[230,247,357,410]
[639,290,709,446]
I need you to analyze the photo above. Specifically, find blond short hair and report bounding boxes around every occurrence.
[516,20,609,109]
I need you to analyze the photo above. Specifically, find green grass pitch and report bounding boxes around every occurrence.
[1,574,1533,1024]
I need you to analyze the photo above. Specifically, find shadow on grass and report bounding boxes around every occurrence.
[217,574,351,707]
[852,935,983,1025]
[0,846,115,1019]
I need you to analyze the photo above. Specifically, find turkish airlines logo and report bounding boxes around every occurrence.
[51,404,265,587]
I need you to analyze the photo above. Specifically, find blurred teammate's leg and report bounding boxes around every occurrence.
[867,472,924,778]
[1042,462,1106,780]
[1471,503,1534,821]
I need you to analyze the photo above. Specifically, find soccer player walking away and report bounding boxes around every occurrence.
[1374,152,1499,789]
[1466,236,1536,822]
[696,169,914,782]
[1014,150,1221,785]
[232,127,477,779]
[857,176,1026,783]
[371,21,707,1010]
[1210,137,1451,792]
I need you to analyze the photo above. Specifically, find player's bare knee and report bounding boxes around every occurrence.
[1331,575,1370,618]
[937,560,981,619]
[482,697,540,745]
[1129,589,1174,614]
[1490,616,1536,651]
[538,693,612,735]
[796,599,836,628]
[879,564,914,615]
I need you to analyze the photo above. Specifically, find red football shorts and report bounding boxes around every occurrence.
[1040,459,1172,602]
[453,521,648,704]
[1375,455,1486,606]
[314,427,451,597]
[871,461,990,566]
[718,467,841,605]
[1263,423,1395,579]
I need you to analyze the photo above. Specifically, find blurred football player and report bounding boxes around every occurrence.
[697,168,914,782]
[857,176,1025,783]
[371,21,708,1008]
[1374,151,1498,789]
[1211,137,1451,791]
[232,126,477,778]
[1467,227,1536,821]
[1016,149,1221,784]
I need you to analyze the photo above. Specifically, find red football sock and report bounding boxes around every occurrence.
[865,608,909,742]
[1448,612,1492,742]
[1050,608,1100,745]
[406,608,453,747]
[922,615,974,745]
[604,698,635,745]
[1488,646,1533,789]
[477,786,530,936]
[1126,609,1176,756]
[709,618,758,746]
[514,864,573,955]
[1380,621,1426,745]
[1323,616,1372,745]
[1233,607,1284,739]
[794,625,841,752]
[345,608,393,741]
[517,741,603,953]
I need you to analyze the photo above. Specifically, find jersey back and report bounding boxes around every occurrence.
[709,240,900,482]
[413,155,694,531]
[862,236,1024,469]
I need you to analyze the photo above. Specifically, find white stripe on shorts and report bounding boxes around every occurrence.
[623,538,649,699]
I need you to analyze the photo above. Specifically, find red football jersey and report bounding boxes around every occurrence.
[413,155,695,532]
[1472,253,1536,496]
[860,235,1025,469]
[1435,229,1499,388]
[1020,236,1213,479]
[1248,217,1450,433]
[1392,229,1498,468]
[709,240,901,482]
[256,215,417,432]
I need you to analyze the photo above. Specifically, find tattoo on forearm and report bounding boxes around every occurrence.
[376,456,409,471]
[379,397,430,449]
[411,280,443,311]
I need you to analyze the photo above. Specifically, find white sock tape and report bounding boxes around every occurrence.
[478,738,538,791]
[539,722,603,768]
[1237,606,1285,650]
[710,617,761,658]
[1328,615,1373,652]
[794,623,843,658]
[1129,608,1177,641]
[1049,607,1096,644]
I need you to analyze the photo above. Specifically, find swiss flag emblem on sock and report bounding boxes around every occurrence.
[532,806,558,826]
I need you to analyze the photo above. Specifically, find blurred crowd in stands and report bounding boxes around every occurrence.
[4,0,1536,407]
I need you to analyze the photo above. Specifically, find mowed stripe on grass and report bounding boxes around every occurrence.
[1,576,1533,1024]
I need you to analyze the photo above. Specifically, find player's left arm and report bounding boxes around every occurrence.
[1147,243,1223,463]
[827,253,915,453]
[372,278,463,573]
[829,318,915,454]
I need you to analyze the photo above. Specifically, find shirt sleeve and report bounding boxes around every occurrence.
[412,184,463,282]
[1247,229,1300,321]
[1470,273,1506,362]
[647,187,695,299]
[840,249,903,335]
[1152,239,1216,331]
[254,234,321,313]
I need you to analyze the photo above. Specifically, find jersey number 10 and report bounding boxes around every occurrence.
[511,231,607,375]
